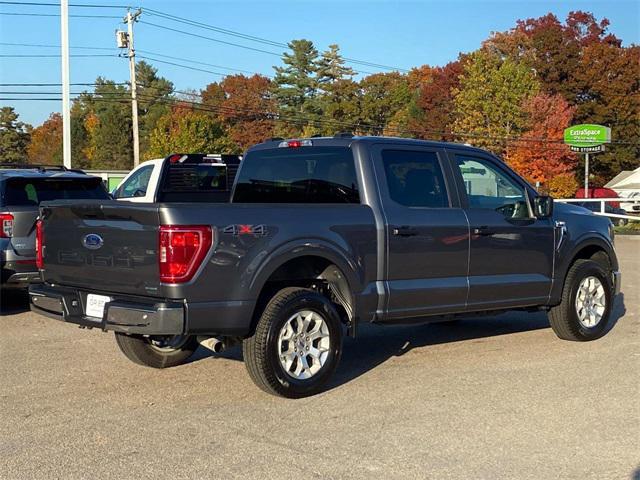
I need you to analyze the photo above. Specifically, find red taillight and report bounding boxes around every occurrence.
[35,219,44,269]
[0,213,14,238]
[159,225,212,283]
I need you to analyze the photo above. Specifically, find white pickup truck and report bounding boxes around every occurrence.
[111,154,242,203]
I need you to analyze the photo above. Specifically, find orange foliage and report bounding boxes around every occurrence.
[505,93,578,186]
[27,112,62,164]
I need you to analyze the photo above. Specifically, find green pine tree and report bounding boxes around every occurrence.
[273,39,320,136]
[0,107,30,164]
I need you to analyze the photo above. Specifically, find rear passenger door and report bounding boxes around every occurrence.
[371,145,470,320]
[448,151,554,309]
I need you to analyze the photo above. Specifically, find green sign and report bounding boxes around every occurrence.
[563,124,611,147]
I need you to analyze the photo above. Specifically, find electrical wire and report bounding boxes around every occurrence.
[141,7,409,73]
[0,1,129,8]
[0,11,121,18]
[136,50,267,77]
[0,54,119,57]
[139,19,376,76]
[0,41,115,50]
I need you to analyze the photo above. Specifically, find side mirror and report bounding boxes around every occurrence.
[534,195,554,219]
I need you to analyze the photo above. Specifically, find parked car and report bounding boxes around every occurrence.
[619,192,640,214]
[0,164,110,290]
[575,201,629,226]
[29,136,621,397]
[111,154,242,203]
[575,187,620,208]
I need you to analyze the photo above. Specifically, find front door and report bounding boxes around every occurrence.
[449,151,555,309]
[372,146,470,320]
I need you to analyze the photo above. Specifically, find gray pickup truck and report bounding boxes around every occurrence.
[29,135,621,397]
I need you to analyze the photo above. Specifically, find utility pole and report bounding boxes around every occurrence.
[123,9,142,167]
[60,0,71,168]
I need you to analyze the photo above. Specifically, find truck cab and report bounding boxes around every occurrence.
[111,154,242,203]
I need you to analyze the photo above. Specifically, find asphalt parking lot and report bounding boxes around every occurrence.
[1,236,638,480]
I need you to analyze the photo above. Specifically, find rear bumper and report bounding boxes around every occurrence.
[28,283,254,336]
[1,262,40,289]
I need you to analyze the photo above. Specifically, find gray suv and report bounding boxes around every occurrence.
[0,165,109,290]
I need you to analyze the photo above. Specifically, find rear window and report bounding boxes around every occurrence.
[2,177,109,206]
[233,147,360,204]
[157,154,242,203]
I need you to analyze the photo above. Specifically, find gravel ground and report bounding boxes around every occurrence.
[1,236,638,480]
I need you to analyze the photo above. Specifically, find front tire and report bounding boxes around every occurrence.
[548,259,613,341]
[243,288,343,398]
[114,333,198,368]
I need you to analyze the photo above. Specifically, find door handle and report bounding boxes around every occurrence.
[392,226,419,237]
[472,226,495,236]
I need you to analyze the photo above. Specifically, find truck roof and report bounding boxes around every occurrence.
[0,167,90,180]
[247,135,493,156]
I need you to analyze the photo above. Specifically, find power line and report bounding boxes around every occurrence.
[137,50,268,77]
[0,54,118,57]
[0,82,129,86]
[141,7,409,73]
[139,19,376,76]
[0,41,114,50]
[137,55,233,77]
[0,1,128,7]
[139,20,284,58]
[0,11,120,18]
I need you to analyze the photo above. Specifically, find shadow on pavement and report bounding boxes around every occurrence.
[0,289,30,316]
[187,291,628,391]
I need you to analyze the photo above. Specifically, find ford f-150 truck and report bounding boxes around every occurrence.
[29,135,621,398]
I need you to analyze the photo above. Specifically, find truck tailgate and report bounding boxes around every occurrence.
[40,200,161,296]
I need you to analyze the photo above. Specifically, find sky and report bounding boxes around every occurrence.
[1,0,639,126]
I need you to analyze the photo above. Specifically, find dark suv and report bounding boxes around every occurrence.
[0,165,110,290]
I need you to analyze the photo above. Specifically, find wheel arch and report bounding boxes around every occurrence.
[247,240,363,335]
[551,234,618,304]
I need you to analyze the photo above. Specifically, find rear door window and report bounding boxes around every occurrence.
[233,147,359,204]
[3,177,109,205]
[381,150,449,207]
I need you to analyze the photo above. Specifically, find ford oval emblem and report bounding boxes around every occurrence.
[82,233,104,250]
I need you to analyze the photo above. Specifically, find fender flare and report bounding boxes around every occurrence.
[248,238,363,306]
[551,233,617,303]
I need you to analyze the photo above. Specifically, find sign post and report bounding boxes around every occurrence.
[563,124,611,198]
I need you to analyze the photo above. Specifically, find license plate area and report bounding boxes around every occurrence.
[85,293,111,319]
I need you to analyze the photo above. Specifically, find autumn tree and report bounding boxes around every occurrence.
[135,61,174,158]
[0,107,30,164]
[408,60,463,140]
[77,79,132,169]
[147,103,235,157]
[27,112,62,165]
[273,39,320,136]
[217,74,275,150]
[359,72,411,135]
[452,50,539,155]
[318,79,362,135]
[505,93,577,192]
[572,43,640,182]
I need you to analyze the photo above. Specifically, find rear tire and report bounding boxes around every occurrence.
[548,259,613,341]
[243,288,343,398]
[114,333,198,368]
